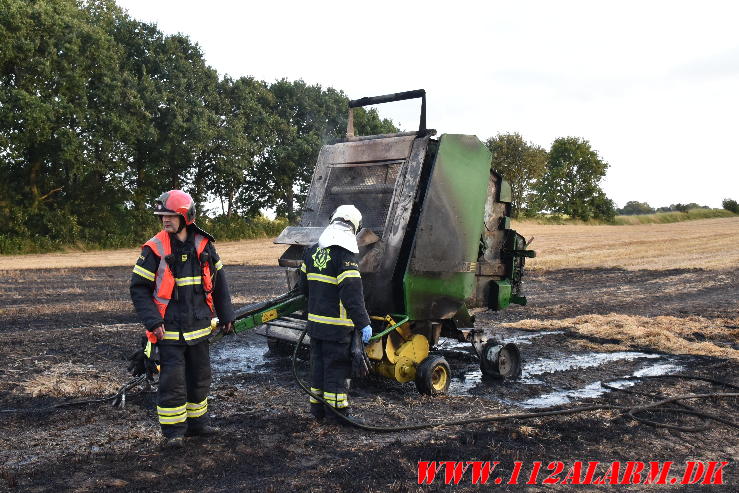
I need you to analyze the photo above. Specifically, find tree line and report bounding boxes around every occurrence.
[485,133,615,221]
[3,1,730,254]
[485,133,737,221]
[0,0,395,253]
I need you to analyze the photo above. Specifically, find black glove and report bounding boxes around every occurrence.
[126,347,146,377]
[351,327,372,378]
[127,335,159,379]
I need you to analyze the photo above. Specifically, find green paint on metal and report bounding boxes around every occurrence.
[499,179,512,203]
[403,134,492,320]
[233,296,306,334]
[369,314,410,340]
[503,216,511,230]
[511,294,527,306]
[491,280,511,310]
[404,272,477,319]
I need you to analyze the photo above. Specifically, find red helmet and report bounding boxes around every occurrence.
[154,190,196,225]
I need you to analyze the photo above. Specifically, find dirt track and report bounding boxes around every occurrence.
[1,226,738,491]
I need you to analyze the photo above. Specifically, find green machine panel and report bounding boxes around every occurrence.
[403,134,492,320]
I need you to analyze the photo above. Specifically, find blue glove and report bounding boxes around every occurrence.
[361,325,372,344]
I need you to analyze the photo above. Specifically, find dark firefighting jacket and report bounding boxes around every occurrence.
[299,243,371,343]
[130,227,235,345]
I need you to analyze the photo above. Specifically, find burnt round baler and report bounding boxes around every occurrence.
[236,90,534,395]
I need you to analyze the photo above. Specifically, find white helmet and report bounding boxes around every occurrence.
[330,205,362,233]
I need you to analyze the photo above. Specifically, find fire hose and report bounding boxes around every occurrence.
[3,318,737,434]
[289,321,739,432]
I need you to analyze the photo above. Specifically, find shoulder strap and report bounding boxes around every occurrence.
[144,231,172,257]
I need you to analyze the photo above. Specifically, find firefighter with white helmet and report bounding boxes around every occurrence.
[298,204,372,423]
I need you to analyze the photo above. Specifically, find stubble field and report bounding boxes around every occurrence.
[0,217,737,491]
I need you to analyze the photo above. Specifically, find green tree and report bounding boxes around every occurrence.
[206,76,277,216]
[0,0,131,245]
[722,198,739,214]
[352,106,397,136]
[533,137,615,221]
[619,201,655,215]
[112,14,220,214]
[254,81,397,221]
[485,133,547,217]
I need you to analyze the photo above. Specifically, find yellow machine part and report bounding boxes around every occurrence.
[373,333,430,383]
[376,355,415,383]
[366,338,384,361]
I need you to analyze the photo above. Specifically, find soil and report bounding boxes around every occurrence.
[0,264,737,492]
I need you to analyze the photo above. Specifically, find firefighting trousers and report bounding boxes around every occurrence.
[157,341,211,438]
[310,337,351,409]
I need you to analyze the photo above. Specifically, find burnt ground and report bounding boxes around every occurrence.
[0,265,737,492]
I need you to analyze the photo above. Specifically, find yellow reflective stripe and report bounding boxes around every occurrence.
[186,399,208,418]
[182,326,213,340]
[162,330,180,340]
[308,313,354,326]
[339,301,347,320]
[187,407,207,418]
[157,404,186,414]
[159,413,187,424]
[306,273,338,284]
[337,270,361,283]
[175,276,202,286]
[309,387,322,404]
[132,265,155,281]
[336,394,348,408]
[186,398,208,409]
[324,392,344,408]
[214,260,223,271]
[300,263,306,273]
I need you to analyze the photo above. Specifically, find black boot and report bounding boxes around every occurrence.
[185,425,220,437]
[325,407,357,427]
[310,403,325,421]
[161,436,184,449]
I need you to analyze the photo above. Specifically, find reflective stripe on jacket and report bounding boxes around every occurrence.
[130,228,234,345]
[143,231,215,320]
[299,244,371,343]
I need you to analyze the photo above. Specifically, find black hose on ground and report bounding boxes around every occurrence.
[3,330,736,433]
[290,324,739,432]
[0,375,149,414]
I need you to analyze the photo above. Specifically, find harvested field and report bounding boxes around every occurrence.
[0,217,737,491]
[515,216,739,270]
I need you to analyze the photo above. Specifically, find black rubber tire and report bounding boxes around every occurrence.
[414,355,451,395]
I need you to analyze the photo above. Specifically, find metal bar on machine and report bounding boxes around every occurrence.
[265,320,307,330]
[368,314,410,341]
[329,184,396,195]
[348,89,426,134]
[233,295,306,335]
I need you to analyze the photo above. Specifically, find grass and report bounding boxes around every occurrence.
[503,313,739,361]
[513,216,739,270]
[518,208,736,226]
[613,208,736,225]
[21,362,120,397]
[0,237,288,270]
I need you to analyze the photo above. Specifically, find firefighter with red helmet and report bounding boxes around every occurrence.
[130,190,235,448]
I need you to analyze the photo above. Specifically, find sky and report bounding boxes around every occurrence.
[116,0,739,209]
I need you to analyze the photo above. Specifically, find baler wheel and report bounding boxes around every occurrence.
[480,341,521,379]
[415,355,451,395]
